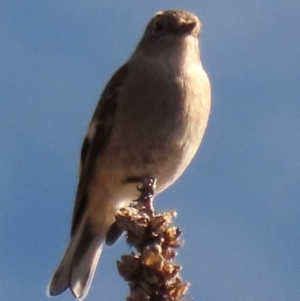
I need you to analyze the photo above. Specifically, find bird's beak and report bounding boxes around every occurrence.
[179,19,197,34]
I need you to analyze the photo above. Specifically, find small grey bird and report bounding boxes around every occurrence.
[49,10,211,300]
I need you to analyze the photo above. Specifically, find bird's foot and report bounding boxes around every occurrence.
[126,176,157,216]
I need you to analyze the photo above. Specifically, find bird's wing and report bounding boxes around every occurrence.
[70,63,129,236]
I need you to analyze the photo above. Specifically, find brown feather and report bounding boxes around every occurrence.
[71,63,128,236]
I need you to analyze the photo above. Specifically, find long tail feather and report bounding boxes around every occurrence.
[48,220,105,300]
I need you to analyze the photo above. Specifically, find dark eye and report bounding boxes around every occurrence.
[153,21,164,34]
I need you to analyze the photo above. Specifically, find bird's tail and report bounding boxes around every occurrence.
[48,219,105,300]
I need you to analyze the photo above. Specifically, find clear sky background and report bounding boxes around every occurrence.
[1,1,299,301]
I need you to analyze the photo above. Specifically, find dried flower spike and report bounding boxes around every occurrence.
[116,177,190,301]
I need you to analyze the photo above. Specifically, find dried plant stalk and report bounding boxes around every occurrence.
[115,178,190,301]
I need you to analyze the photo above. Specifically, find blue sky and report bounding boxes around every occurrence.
[1,1,299,301]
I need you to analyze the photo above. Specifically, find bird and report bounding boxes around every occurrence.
[48,9,211,300]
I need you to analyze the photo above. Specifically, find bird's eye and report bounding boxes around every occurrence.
[153,21,164,34]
